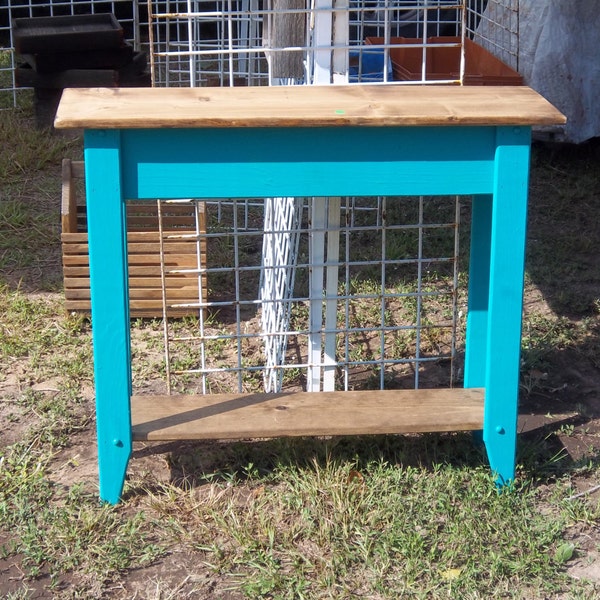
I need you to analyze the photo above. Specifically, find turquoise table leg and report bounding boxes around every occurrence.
[482,126,532,485]
[465,194,492,390]
[465,194,492,447]
[84,130,132,504]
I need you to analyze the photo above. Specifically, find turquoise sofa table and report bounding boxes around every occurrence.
[55,85,565,504]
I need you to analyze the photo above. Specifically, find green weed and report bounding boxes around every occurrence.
[0,445,164,583]
[142,446,583,599]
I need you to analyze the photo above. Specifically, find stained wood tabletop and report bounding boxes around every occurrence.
[55,85,566,129]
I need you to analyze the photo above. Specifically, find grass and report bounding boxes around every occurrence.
[0,444,164,585]
[0,106,78,289]
[1,107,600,598]
[0,109,74,184]
[138,435,596,599]
[527,142,600,316]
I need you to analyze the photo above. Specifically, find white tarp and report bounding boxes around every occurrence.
[477,0,600,143]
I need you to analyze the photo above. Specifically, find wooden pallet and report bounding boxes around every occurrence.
[61,159,207,318]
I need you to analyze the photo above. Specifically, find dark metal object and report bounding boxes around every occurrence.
[12,13,123,54]
[19,42,135,73]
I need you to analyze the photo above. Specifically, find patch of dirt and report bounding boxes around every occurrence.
[106,552,244,600]
[0,538,50,600]
[565,519,600,586]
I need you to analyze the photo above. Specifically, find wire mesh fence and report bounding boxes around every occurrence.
[148,0,465,87]
[2,1,522,104]
[2,2,518,398]
[467,0,518,69]
[153,195,467,396]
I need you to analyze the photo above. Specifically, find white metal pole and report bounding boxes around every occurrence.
[322,196,341,391]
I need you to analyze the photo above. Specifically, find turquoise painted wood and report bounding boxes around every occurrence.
[83,123,533,503]
[464,194,492,391]
[84,130,132,505]
[482,126,532,485]
[120,127,497,199]
[464,194,493,449]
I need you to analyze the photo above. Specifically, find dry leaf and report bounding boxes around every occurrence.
[347,470,364,485]
[440,567,463,581]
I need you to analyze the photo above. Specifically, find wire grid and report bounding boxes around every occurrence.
[466,0,518,70]
[0,0,148,108]
[155,195,465,396]
[148,0,467,87]
[1,2,522,104]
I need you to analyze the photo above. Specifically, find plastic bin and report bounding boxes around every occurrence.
[366,36,523,85]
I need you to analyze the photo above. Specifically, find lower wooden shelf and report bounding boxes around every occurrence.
[131,388,485,441]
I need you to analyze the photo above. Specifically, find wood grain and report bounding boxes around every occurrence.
[131,388,485,440]
[55,85,566,129]
[61,160,207,317]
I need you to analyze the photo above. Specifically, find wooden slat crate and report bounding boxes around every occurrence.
[61,159,207,318]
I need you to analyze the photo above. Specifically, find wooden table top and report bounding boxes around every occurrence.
[55,85,566,129]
